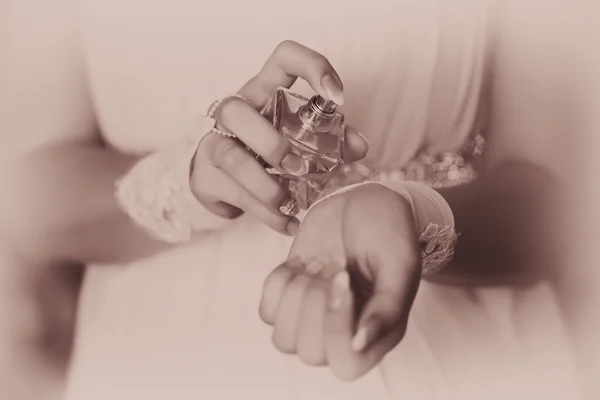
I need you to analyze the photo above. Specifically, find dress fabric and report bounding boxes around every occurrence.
[66,0,585,398]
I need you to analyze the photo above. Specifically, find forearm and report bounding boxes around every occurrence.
[434,159,563,283]
[1,141,172,265]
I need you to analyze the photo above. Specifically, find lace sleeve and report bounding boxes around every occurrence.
[114,116,232,243]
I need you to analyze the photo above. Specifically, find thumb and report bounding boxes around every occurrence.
[350,249,421,353]
[323,270,361,381]
[343,126,369,163]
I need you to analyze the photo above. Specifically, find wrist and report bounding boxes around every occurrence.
[314,179,458,275]
[328,180,454,232]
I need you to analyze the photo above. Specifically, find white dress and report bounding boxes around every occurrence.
[64,0,585,399]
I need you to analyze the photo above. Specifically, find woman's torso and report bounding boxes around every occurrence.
[66,1,583,399]
[79,0,490,167]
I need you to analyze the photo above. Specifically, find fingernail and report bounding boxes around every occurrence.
[281,152,307,175]
[356,131,370,149]
[351,325,369,353]
[329,270,350,310]
[279,198,298,217]
[321,74,345,105]
[286,219,300,236]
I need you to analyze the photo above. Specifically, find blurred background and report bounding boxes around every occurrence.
[0,246,83,400]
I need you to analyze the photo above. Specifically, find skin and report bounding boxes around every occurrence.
[1,0,599,394]
[258,0,599,381]
[0,41,368,265]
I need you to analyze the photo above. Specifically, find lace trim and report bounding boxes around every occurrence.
[349,221,459,297]
[419,223,459,275]
[115,116,224,243]
[115,147,196,243]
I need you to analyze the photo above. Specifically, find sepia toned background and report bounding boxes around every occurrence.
[2,0,600,399]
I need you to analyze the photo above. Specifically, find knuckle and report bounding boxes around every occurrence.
[264,264,293,292]
[330,363,362,382]
[298,347,326,367]
[271,331,295,355]
[215,141,246,170]
[274,40,297,55]
[311,52,332,71]
[200,133,234,167]
[217,97,247,126]
[258,302,274,325]
[263,184,287,208]
[263,268,285,292]
[220,147,244,170]
[272,40,332,74]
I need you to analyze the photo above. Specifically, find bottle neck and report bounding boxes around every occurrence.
[298,96,337,132]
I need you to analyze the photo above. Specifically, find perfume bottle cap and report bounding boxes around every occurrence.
[312,95,337,114]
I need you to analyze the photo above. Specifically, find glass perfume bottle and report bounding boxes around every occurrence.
[259,86,346,210]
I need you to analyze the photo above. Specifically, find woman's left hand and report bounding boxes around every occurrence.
[259,183,421,381]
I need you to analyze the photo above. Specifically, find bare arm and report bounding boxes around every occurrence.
[3,144,175,264]
[0,0,173,265]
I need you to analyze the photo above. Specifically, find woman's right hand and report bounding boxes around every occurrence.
[189,41,369,236]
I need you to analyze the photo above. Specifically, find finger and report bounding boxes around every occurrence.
[323,270,358,380]
[324,271,404,381]
[189,160,244,219]
[343,126,369,163]
[215,98,307,175]
[271,273,311,354]
[343,193,421,353]
[202,200,244,220]
[259,259,303,325]
[200,132,296,213]
[350,294,411,354]
[351,241,421,354]
[191,162,299,235]
[239,40,344,108]
[296,278,328,366]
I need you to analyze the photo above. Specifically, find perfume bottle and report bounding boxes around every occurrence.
[260,87,346,210]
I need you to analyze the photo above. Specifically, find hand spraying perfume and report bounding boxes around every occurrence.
[259,86,347,211]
